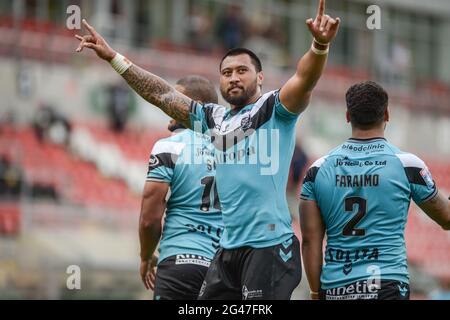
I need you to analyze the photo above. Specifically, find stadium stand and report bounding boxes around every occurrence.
[1,125,140,210]
[0,203,20,236]
[77,122,166,163]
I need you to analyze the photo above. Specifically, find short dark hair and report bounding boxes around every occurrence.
[346,81,389,129]
[220,48,263,73]
[176,75,218,104]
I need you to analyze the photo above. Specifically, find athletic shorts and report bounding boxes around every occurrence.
[153,254,211,300]
[320,279,410,300]
[198,235,302,300]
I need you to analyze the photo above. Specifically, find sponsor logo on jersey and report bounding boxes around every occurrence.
[334,158,387,167]
[242,285,263,300]
[420,166,434,188]
[215,146,256,164]
[342,143,385,153]
[240,114,252,130]
[198,280,207,297]
[148,154,159,167]
[326,247,379,275]
[175,254,211,267]
[325,280,379,300]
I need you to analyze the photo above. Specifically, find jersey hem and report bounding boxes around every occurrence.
[220,232,294,249]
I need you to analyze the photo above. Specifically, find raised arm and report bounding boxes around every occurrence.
[122,65,192,128]
[75,19,192,128]
[280,0,340,114]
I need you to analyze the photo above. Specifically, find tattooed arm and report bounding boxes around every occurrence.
[75,19,193,128]
[121,65,192,128]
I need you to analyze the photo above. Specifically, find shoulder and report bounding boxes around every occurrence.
[196,102,227,116]
[392,151,435,188]
[304,155,329,183]
[394,152,427,169]
[152,136,186,156]
[257,90,279,109]
[192,102,228,130]
[246,90,280,120]
[310,155,329,169]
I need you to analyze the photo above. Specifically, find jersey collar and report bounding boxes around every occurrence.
[347,137,387,143]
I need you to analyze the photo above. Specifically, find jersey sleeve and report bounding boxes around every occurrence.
[273,89,301,123]
[146,139,185,183]
[396,153,438,204]
[189,101,219,134]
[300,171,317,201]
[300,157,327,201]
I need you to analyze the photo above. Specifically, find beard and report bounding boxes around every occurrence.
[221,80,258,108]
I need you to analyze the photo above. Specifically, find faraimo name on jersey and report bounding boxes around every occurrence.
[335,174,380,187]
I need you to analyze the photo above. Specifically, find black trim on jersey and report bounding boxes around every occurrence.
[303,166,320,183]
[404,167,428,186]
[249,92,277,131]
[189,100,197,114]
[211,92,277,151]
[191,102,222,131]
[300,195,312,201]
[147,153,178,174]
[203,104,217,130]
[421,187,438,203]
[348,137,387,142]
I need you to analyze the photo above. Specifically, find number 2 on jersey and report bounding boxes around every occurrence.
[343,197,367,236]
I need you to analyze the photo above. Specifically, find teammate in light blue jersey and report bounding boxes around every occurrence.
[139,76,223,300]
[148,129,222,262]
[300,81,450,300]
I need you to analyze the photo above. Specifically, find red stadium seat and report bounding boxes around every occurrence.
[0,126,141,212]
[0,203,21,236]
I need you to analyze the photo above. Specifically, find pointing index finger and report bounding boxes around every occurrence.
[317,0,325,17]
[82,19,99,38]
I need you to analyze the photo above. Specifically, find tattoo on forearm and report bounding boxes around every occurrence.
[121,65,191,127]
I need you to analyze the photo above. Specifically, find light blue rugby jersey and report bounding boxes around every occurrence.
[189,90,300,249]
[301,137,438,289]
[147,129,223,264]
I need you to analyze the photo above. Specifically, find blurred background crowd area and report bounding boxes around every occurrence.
[0,0,449,299]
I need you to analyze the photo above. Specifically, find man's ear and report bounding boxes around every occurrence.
[257,71,264,87]
[346,110,351,123]
[385,107,390,122]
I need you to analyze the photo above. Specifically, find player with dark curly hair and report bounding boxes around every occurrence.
[300,81,450,300]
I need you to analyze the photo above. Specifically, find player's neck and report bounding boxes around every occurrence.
[170,128,186,136]
[230,92,262,111]
[351,128,385,140]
